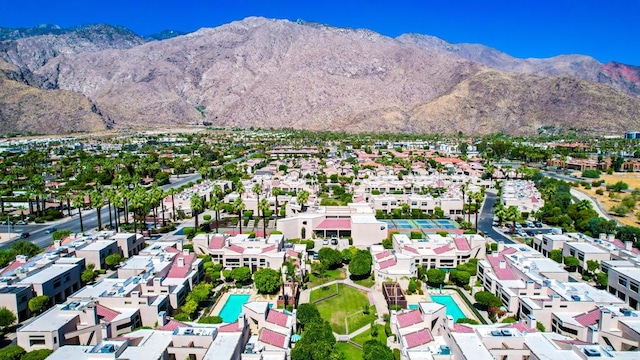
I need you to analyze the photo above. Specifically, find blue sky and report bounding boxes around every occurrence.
[1,0,639,64]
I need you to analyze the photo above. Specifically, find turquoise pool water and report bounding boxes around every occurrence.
[217,294,250,323]
[408,304,419,309]
[431,295,465,321]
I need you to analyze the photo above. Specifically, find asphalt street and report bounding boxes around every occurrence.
[477,190,515,245]
[1,173,202,250]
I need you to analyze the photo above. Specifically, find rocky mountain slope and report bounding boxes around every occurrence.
[396,33,640,96]
[0,59,109,134]
[1,17,640,135]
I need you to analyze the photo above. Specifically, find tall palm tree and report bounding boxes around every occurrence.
[168,188,178,222]
[72,195,85,233]
[150,185,164,229]
[233,197,246,234]
[494,204,507,226]
[258,198,269,237]
[90,190,105,231]
[252,183,262,220]
[210,196,222,234]
[103,188,115,229]
[506,205,521,229]
[16,205,26,221]
[297,189,310,212]
[190,193,203,231]
[460,182,469,222]
[576,199,593,212]
[472,191,484,233]
[272,187,282,222]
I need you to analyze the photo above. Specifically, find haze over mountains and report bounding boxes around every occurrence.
[0,17,639,135]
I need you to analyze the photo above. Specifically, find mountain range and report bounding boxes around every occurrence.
[0,17,639,135]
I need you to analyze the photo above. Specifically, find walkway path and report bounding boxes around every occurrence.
[570,188,617,223]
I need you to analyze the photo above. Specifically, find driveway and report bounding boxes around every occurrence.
[477,190,515,245]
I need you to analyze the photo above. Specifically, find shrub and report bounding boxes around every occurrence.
[595,189,604,195]
[173,313,190,321]
[456,317,480,325]
[501,316,517,323]
[198,316,223,324]
[581,169,601,178]
[203,215,212,222]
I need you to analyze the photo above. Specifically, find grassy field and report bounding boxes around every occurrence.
[336,342,363,360]
[310,283,339,303]
[307,268,346,288]
[316,284,376,334]
[571,171,640,227]
[351,324,388,346]
[353,277,375,288]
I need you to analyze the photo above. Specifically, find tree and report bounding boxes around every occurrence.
[28,295,50,315]
[272,187,283,223]
[318,247,343,269]
[586,259,600,274]
[105,253,123,269]
[180,299,198,319]
[82,268,97,283]
[407,278,417,294]
[258,198,270,236]
[296,303,321,328]
[563,256,579,271]
[426,268,445,287]
[10,240,41,257]
[0,307,16,329]
[20,349,53,360]
[190,193,203,230]
[210,196,222,234]
[0,345,25,360]
[232,197,246,234]
[297,189,310,211]
[363,339,393,360]
[348,250,372,279]
[494,204,506,226]
[549,249,563,263]
[290,320,338,360]
[506,205,520,228]
[450,270,471,287]
[230,266,252,284]
[253,268,282,294]
[72,194,85,233]
[90,190,105,231]
[596,272,608,288]
[474,291,502,310]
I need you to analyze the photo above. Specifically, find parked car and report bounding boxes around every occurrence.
[534,221,543,228]
[16,220,27,225]
[45,227,58,234]
[322,238,329,245]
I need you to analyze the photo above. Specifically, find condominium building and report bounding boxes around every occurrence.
[500,180,544,213]
[193,233,286,272]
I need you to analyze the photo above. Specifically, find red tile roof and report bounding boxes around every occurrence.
[397,310,423,328]
[164,247,180,253]
[286,250,299,258]
[227,245,245,254]
[574,308,601,327]
[0,259,26,275]
[502,247,517,255]
[454,237,471,251]
[166,253,197,278]
[96,304,120,322]
[259,328,287,348]
[433,245,452,254]
[379,259,397,270]
[375,251,392,260]
[316,219,351,230]
[403,328,434,348]
[209,236,225,249]
[487,252,517,280]
[218,322,240,332]
[159,319,187,331]
[262,245,277,253]
[505,322,537,333]
[266,309,290,327]
[404,246,419,254]
[453,324,475,333]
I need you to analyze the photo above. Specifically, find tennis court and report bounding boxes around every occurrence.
[381,219,459,230]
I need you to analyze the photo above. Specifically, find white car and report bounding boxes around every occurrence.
[16,220,27,225]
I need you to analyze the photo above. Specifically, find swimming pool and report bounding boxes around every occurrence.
[431,295,465,321]
[217,294,250,323]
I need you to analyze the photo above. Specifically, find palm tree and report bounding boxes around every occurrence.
[272,187,283,222]
[506,205,521,229]
[460,182,469,221]
[103,188,115,229]
[297,189,310,212]
[576,199,593,212]
[191,193,203,231]
[72,195,85,233]
[16,205,26,221]
[252,183,262,219]
[210,196,222,234]
[168,188,178,222]
[472,191,484,233]
[90,190,105,231]
[150,185,164,229]
[232,197,246,234]
[258,198,269,237]
[494,204,507,226]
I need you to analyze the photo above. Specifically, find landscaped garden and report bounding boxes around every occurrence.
[306,268,346,288]
[335,342,363,360]
[314,284,376,334]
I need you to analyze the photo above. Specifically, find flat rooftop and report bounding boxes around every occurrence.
[18,264,77,285]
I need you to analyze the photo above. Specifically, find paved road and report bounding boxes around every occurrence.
[477,190,515,245]
[1,173,203,250]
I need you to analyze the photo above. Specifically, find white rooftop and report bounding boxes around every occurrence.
[77,240,116,252]
[18,264,77,285]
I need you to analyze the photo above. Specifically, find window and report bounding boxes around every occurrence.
[619,278,628,286]
[569,249,575,257]
[29,336,46,346]
[630,282,639,293]
[578,253,584,261]
[53,279,62,288]
[116,322,133,331]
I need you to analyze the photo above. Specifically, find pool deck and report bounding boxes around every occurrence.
[425,289,477,321]
[210,288,259,319]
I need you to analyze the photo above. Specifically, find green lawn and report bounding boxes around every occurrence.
[310,283,339,302]
[351,324,388,346]
[307,268,346,288]
[353,277,375,288]
[336,342,363,360]
[316,284,376,334]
